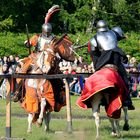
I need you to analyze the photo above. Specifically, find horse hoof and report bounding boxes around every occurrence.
[111,132,121,137]
[44,129,55,133]
[128,104,135,110]
[95,136,100,140]
[111,132,118,137]
[11,96,19,102]
[27,129,32,133]
[36,121,42,127]
[36,119,43,127]
[123,124,129,131]
[37,118,43,123]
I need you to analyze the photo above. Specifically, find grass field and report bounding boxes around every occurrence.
[0,96,140,140]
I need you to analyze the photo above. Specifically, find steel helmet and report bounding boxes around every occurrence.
[96,20,108,32]
[112,26,124,38]
[42,23,52,33]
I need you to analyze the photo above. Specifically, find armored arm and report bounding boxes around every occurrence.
[24,34,39,51]
[112,26,126,41]
[112,27,128,63]
[88,37,101,67]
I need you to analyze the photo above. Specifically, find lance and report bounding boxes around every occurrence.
[74,42,88,49]
[25,24,31,54]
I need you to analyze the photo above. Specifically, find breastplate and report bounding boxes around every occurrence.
[38,35,54,51]
[96,30,117,51]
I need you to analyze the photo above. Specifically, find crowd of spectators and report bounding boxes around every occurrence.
[0,55,19,74]
[124,55,140,98]
[0,55,19,98]
[59,56,94,95]
[59,55,140,97]
[0,54,140,98]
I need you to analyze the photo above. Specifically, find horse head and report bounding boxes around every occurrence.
[37,34,76,74]
[52,34,76,62]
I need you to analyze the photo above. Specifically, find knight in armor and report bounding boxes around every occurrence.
[25,23,56,52]
[14,22,57,100]
[88,20,135,110]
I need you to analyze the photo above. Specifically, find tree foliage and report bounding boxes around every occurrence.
[0,0,139,61]
[0,0,139,33]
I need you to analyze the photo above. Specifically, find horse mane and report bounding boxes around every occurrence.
[53,34,75,62]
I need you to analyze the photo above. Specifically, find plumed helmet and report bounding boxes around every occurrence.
[42,23,52,33]
[112,26,124,38]
[96,20,108,32]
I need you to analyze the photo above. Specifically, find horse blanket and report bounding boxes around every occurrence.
[21,79,55,113]
[76,68,128,119]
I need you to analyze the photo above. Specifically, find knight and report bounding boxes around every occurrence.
[18,5,61,74]
[13,5,64,106]
[25,23,56,53]
[88,20,135,110]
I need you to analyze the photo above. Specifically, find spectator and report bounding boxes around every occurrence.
[15,55,20,62]
[0,64,10,99]
[76,67,82,73]
[129,67,138,97]
[77,56,88,69]
[8,55,16,68]
[59,59,72,72]
[129,57,137,68]
[2,64,8,74]
[137,63,140,72]
[14,55,20,66]
[2,56,8,66]
[0,65,3,74]
[0,57,3,66]
[69,77,81,95]
[137,83,140,98]
[88,64,94,73]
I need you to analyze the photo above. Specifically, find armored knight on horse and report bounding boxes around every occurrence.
[12,5,76,133]
[77,20,134,138]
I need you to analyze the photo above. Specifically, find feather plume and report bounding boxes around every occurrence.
[45,5,60,23]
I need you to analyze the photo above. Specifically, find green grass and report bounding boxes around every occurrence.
[0,97,140,140]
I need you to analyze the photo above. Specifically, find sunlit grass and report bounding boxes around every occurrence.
[0,97,140,139]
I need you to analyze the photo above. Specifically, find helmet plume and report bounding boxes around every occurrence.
[45,5,60,24]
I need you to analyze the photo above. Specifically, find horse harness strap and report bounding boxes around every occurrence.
[29,48,55,73]
[44,48,55,56]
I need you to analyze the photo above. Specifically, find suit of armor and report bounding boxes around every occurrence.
[90,30,117,51]
[30,33,55,52]
[88,20,127,71]
[29,23,56,52]
[88,20,134,110]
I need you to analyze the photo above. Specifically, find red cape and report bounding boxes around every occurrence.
[76,68,128,119]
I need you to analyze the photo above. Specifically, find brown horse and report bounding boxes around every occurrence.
[12,34,76,133]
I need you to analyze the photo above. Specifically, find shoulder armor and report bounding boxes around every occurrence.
[96,30,117,51]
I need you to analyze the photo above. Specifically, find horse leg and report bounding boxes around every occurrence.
[104,92,120,136]
[108,118,120,136]
[115,119,120,136]
[123,106,129,131]
[44,112,51,132]
[37,98,46,126]
[91,93,102,140]
[27,113,33,133]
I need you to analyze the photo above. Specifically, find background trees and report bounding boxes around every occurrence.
[0,0,139,61]
[0,0,139,33]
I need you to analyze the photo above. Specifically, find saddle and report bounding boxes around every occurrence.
[102,64,118,71]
